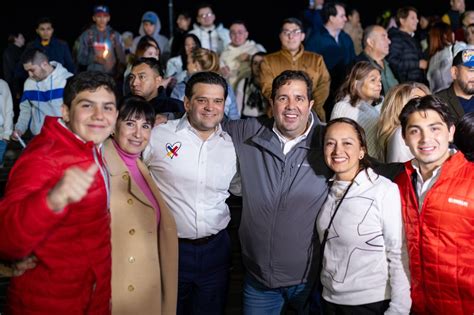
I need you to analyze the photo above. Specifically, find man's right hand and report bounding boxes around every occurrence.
[419,59,428,70]
[47,164,99,212]
[11,130,23,141]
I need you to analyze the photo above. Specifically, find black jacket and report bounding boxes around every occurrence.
[387,27,426,84]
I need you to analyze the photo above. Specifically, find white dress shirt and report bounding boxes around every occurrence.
[143,115,237,239]
[273,112,314,155]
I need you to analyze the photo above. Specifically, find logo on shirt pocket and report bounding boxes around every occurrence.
[165,142,182,159]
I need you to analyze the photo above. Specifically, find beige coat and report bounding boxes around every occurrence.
[104,140,178,315]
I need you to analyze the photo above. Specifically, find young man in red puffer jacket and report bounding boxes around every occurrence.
[0,71,118,314]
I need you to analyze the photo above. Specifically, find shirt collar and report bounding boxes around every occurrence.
[410,148,457,180]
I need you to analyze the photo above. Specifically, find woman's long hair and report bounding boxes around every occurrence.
[376,82,430,161]
[428,21,454,59]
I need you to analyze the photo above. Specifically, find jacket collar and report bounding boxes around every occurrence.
[249,115,321,161]
[103,138,127,176]
[281,44,305,61]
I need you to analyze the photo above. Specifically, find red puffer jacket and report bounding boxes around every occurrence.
[0,117,111,314]
[395,152,474,315]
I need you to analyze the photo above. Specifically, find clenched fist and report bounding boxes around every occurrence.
[47,164,99,212]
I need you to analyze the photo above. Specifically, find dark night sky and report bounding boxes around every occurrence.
[1,0,473,57]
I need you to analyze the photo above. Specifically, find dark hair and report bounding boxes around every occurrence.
[399,95,455,137]
[250,52,266,77]
[195,2,214,15]
[20,48,48,65]
[321,2,346,24]
[271,70,313,102]
[7,32,23,44]
[396,6,418,27]
[229,19,247,29]
[63,71,117,108]
[428,22,454,58]
[454,112,474,161]
[118,95,155,126]
[179,33,202,71]
[184,71,228,100]
[36,16,53,28]
[324,117,372,171]
[281,17,304,31]
[136,35,161,57]
[132,57,164,77]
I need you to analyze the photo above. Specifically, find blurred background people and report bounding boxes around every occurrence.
[171,47,240,120]
[0,79,13,166]
[235,52,268,118]
[426,21,466,93]
[377,82,430,162]
[453,111,474,161]
[132,11,170,63]
[331,61,383,158]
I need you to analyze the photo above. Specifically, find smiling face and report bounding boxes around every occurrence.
[271,79,313,140]
[184,82,225,140]
[403,109,455,174]
[279,22,305,53]
[324,122,365,181]
[114,116,152,154]
[61,86,118,145]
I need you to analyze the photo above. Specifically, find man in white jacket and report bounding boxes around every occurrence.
[14,49,73,138]
[189,3,230,55]
[220,20,266,89]
[0,79,13,165]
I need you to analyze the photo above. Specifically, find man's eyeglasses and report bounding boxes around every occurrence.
[199,12,214,18]
[281,29,302,37]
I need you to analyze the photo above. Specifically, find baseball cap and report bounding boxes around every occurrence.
[453,49,474,68]
[142,11,158,25]
[94,5,110,16]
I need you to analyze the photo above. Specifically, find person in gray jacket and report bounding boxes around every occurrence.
[223,70,331,313]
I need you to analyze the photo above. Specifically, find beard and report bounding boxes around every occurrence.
[457,79,474,95]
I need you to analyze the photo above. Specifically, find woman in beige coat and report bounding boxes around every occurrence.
[104,95,178,315]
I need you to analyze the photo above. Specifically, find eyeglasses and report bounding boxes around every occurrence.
[281,29,302,37]
[199,12,214,18]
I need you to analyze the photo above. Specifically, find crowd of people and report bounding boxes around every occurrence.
[0,1,473,315]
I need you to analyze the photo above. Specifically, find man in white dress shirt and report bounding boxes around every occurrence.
[143,71,238,315]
